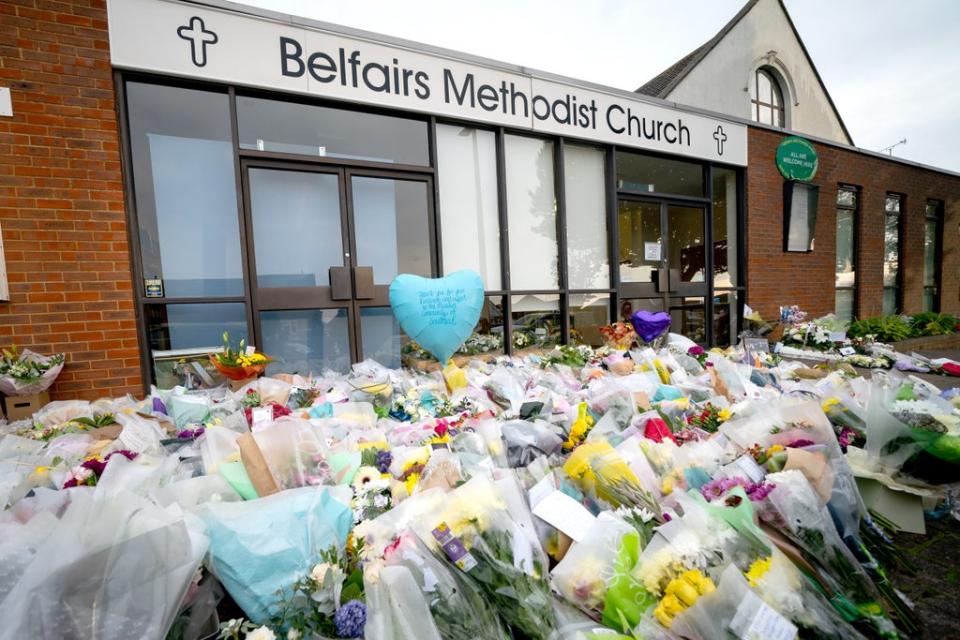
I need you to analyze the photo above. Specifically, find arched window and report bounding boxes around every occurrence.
[751,68,785,127]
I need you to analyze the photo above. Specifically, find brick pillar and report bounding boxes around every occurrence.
[0,0,141,400]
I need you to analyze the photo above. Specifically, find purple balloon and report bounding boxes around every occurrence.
[630,310,671,343]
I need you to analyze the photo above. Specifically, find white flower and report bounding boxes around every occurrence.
[373,493,389,508]
[71,466,94,482]
[286,630,301,640]
[244,627,276,640]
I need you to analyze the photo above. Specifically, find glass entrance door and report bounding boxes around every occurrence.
[243,160,434,374]
[617,199,708,344]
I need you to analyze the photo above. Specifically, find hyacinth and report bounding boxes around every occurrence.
[333,599,366,638]
[700,476,775,503]
[374,450,392,474]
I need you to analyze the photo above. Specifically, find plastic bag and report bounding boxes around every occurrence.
[0,349,65,395]
[0,489,208,639]
[197,486,352,623]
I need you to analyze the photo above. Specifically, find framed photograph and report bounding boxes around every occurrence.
[783,181,820,252]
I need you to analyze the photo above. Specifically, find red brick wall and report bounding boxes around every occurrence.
[0,0,141,400]
[747,127,960,321]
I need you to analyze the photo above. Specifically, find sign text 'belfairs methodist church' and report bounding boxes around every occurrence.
[107,0,747,164]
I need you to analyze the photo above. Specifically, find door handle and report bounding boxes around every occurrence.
[654,267,668,292]
[329,266,351,300]
[353,266,375,299]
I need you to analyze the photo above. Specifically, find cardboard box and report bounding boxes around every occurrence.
[2,391,50,421]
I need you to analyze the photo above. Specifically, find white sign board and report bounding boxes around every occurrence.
[108,0,747,166]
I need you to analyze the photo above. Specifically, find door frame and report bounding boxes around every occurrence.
[616,194,710,318]
[239,157,436,365]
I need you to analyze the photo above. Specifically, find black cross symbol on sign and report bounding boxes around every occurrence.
[177,16,218,67]
[713,125,727,156]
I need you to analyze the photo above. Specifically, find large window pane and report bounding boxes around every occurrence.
[260,308,350,375]
[564,145,609,288]
[127,82,242,297]
[616,151,703,196]
[712,168,738,288]
[883,195,900,288]
[713,290,738,346]
[835,289,854,322]
[569,293,609,347]
[352,177,431,285]
[360,307,401,369]
[923,218,938,288]
[883,288,898,316]
[146,303,247,386]
[618,201,661,284]
[668,205,706,283]
[505,136,558,290]
[511,294,560,351]
[436,125,501,289]
[669,297,706,344]
[835,208,855,287]
[237,96,428,165]
[457,297,505,357]
[249,169,343,288]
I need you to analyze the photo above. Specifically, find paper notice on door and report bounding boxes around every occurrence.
[644,242,662,261]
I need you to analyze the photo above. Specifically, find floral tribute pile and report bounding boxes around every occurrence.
[1,331,959,640]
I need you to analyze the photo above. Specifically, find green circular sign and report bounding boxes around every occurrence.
[775,136,818,181]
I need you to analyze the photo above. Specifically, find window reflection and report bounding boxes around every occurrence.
[505,136,558,290]
[237,95,429,165]
[570,293,610,347]
[127,82,243,297]
[511,294,560,351]
[618,201,661,283]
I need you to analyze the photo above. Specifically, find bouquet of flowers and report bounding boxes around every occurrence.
[599,322,636,350]
[210,332,272,381]
[0,346,65,395]
[418,473,556,640]
[366,530,509,640]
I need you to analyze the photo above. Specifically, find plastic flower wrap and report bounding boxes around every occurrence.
[0,487,208,638]
[365,530,508,640]
[416,473,556,640]
[197,486,352,623]
[0,346,65,395]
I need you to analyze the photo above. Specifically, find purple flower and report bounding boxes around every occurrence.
[785,439,815,448]
[701,476,774,503]
[334,599,366,638]
[375,450,392,474]
[177,427,205,439]
[688,345,706,356]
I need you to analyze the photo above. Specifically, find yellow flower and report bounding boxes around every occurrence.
[765,444,785,457]
[34,466,50,476]
[403,472,420,495]
[745,556,772,587]
[654,593,686,628]
[821,398,840,412]
[563,403,595,450]
[665,576,700,606]
[718,408,732,421]
[681,569,716,596]
[661,475,675,496]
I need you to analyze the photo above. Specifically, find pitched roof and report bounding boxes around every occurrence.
[636,0,759,98]
[635,0,854,145]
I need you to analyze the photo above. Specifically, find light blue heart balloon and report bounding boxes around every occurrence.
[389,270,485,363]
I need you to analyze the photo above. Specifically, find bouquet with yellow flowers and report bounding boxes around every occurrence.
[417,473,556,640]
[210,332,273,381]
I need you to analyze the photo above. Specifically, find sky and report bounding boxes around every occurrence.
[235,0,960,172]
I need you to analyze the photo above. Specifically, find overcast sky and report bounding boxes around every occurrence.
[237,0,960,172]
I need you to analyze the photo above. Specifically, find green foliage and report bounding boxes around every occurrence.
[848,316,912,343]
[907,312,958,337]
[849,313,958,343]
